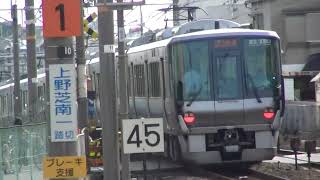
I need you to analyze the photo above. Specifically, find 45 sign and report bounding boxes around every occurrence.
[122,118,164,154]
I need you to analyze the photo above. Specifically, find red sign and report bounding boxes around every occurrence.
[214,39,239,48]
[42,0,81,37]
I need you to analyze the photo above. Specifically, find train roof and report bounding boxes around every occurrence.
[0,73,46,90]
[127,38,171,54]
[127,28,280,54]
[170,28,280,44]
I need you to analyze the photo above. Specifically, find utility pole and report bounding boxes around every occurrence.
[76,0,88,137]
[76,0,90,170]
[117,0,130,179]
[44,38,78,179]
[140,5,143,36]
[42,0,85,179]
[97,0,120,179]
[25,0,38,123]
[12,4,22,125]
[173,0,180,26]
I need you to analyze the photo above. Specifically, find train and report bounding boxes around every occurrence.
[0,20,285,164]
[0,73,46,126]
[126,28,285,164]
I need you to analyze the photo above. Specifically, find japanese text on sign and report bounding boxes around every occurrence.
[43,156,87,179]
[49,64,77,142]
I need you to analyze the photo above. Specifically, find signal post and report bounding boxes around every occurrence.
[96,0,146,179]
[42,0,87,179]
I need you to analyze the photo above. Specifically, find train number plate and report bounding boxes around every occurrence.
[225,145,239,152]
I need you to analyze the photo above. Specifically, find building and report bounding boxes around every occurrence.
[177,0,251,24]
[246,0,320,73]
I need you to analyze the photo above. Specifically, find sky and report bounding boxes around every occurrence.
[0,0,173,33]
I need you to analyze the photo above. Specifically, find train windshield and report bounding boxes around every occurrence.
[172,40,210,101]
[171,37,281,102]
[244,38,280,98]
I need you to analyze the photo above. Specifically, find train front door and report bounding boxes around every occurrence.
[212,50,244,126]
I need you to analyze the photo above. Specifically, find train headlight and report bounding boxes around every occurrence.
[183,112,196,125]
[263,108,275,120]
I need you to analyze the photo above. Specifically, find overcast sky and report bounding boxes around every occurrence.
[0,0,173,32]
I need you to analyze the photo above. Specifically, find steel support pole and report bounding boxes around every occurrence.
[139,5,143,36]
[25,0,38,123]
[76,0,90,172]
[12,4,22,125]
[117,1,130,179]
[44,38,78,180]
[173,0,180,26]
[97,0,120,179]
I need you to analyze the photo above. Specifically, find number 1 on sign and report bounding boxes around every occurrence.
[55,3,65,31]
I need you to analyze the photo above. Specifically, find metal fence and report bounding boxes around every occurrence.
[0,123,47,180]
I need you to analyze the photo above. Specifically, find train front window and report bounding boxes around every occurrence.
[172,40,210,101]
[244,38,280,97]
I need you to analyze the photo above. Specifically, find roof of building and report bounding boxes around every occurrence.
[282,1,320,15]
[303,53,320,71]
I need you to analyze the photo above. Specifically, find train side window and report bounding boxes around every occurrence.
[38,86,42,98]
[4,95,7,114]
[134,64,145,97]
[149,62,161,97]
[0,96,3,114]
[9,94,13,113]
[128,66,131,97]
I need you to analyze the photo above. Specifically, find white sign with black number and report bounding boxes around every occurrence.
[122,118,164,154]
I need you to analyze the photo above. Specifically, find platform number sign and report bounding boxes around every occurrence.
[42,0,81,37]
[122,118,164,154]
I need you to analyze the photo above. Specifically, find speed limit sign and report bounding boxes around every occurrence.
[122,118,164,154]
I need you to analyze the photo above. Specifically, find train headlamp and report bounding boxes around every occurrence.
[263,108,275,120]
[183,112,196,125]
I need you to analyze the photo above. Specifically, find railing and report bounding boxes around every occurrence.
[0,123,47,180]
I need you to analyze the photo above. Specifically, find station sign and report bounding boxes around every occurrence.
[43,156,87,179]
[49,64,78,142]
[42,0,81,37]
[122,118,164,154]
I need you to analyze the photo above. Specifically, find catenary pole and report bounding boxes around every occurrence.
[76,0,88,142]
[173,0,180,26]
[45,38,78,180]
[140,5,143,36]
[76,0,90,174]
[97,0,120,179]
[12,4,22,125]
[117,0,130,179]
[25,0,38,123]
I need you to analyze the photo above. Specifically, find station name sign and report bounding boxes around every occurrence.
[49,64,78,142]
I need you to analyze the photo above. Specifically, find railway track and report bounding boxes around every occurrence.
[204,165,288,180]
[130,154,289,180]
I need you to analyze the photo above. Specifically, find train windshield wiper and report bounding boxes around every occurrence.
[186,86,203,107]
[247,74,262,103]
